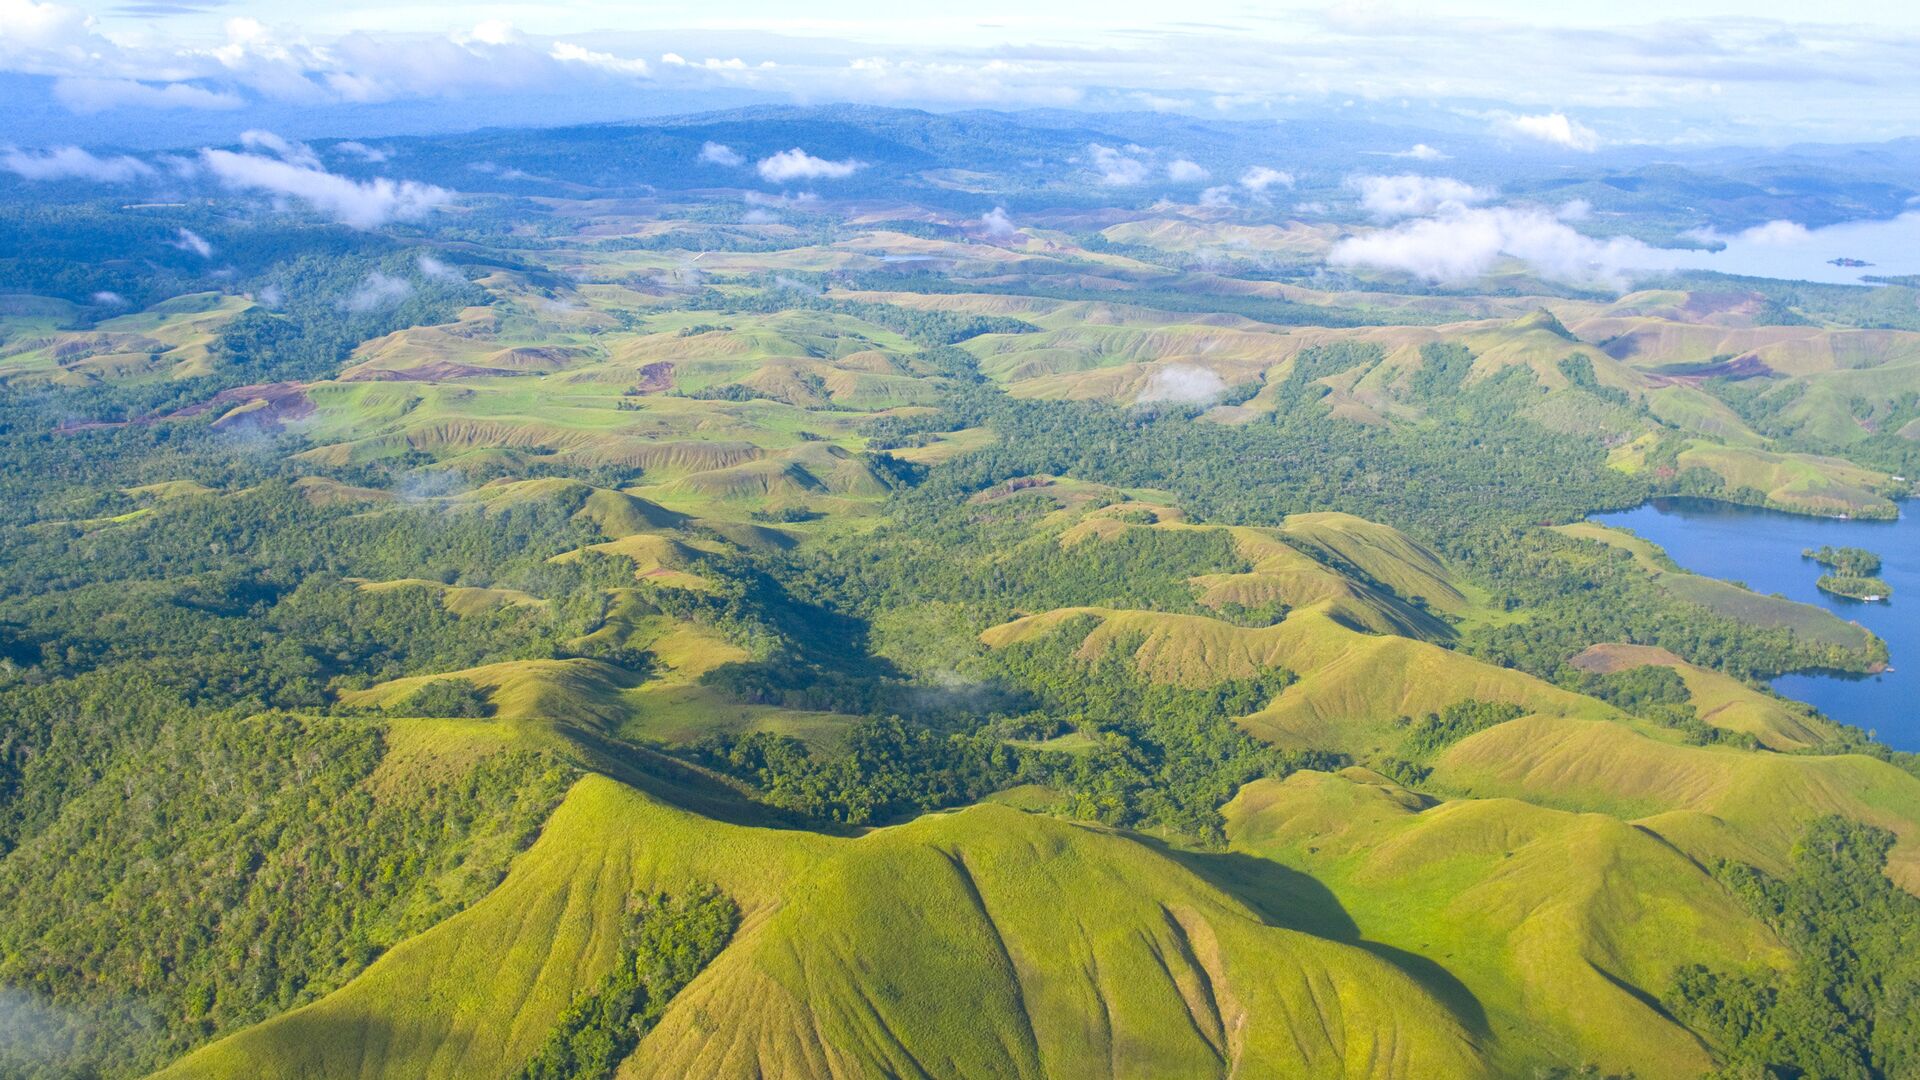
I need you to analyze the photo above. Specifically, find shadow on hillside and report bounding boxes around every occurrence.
[556,723,858,834]
[1153,843,1490,1039]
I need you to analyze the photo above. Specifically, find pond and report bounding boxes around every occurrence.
[1590,498,1918,750]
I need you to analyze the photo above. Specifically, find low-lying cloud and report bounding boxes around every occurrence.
[1495,112,1602,152]
[1240,166,1293,193]
[755,148,863,182]
[1352,174,1487,219]
[172,227,213,258]
[1166,158,1210,183]
[1,146,153,183]
[51,77,243,113]
[332,141,390,163]
[416,254,463,282]
[201,145,451,228]
[1139,363,1228,404]
[341,270,414,313]
[1329,204,1661,288]
[240,129,320,169]
[700,141,744,167]
[980,206,1019,239]
[1088,143,1151,186]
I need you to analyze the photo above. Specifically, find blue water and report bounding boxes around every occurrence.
[1591,499,1918,750]
[1648,212,1920,286]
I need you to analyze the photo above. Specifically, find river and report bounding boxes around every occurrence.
[1590,498,1918,751]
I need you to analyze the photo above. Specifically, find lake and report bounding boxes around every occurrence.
[1645,211,1920,286]
[1590,498,1918,750]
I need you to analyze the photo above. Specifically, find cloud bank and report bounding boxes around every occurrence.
[200,145,451,228]
[1,145,152,182]
[1329,204,1662,288]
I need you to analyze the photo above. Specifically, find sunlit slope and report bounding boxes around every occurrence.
[1569,642,1836,750]
[1053,503,1467,640]
[1431,715,1920,891]
[0,292,255,386]
[1225,770,1787,1077]
[980,606,1610,754]
[153,777,830,1080]
[1670,442,1899,518]
[165,778,1489,1080]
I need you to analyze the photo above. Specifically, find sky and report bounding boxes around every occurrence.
[5,0,1920,147]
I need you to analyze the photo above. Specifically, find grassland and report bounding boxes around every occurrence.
[161,778,1488,1080]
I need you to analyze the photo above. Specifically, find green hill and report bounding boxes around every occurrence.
[161,778,1488,1080]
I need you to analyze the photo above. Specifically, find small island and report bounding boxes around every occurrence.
[1829,257,1874,268]
[1805,545,1892,601]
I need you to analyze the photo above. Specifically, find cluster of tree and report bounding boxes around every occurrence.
[1562,664,1756,747]
[695,620,1335,841]
[0,711,573,1078]
[1805,546,1883,576]
[1397,699,1527,757]
[1667,816,1920,1079]
[1817,574,1894,601]
[517,887,739,1080]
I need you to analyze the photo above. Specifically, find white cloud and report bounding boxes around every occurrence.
[1495,112,1602,152]
[1329,204,1661,288]
[980,206,1018,239]
[1239,166,1293,193]
[741,208,778,224]
[743,190,817,208]
[1352,174,1487,219]
[1088,143,1150,186]
[52,78,243,113]
[240,129,319,169]
[172,227,213,258]
[416,254,463,282]
[1392,144,1447,161]
[549,41,649,77]
[1199,185,1235,208]
[1,145,152,183]
[755,147,863,182]
[1739,219,1812,244]
[200,145,451,228]
[332,141,389,163]
[1556,198,1593,221]
[341,270,413,313]
[1138,363,1227,404]
[699,141,744,167]
[1167,158,1210,183]
[91,290,126,306]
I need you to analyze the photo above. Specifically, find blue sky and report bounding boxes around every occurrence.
[6,0,1920,146]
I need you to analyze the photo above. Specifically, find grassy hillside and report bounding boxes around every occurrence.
[1226,770,1788,1076]
[162,778,1488,1080]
